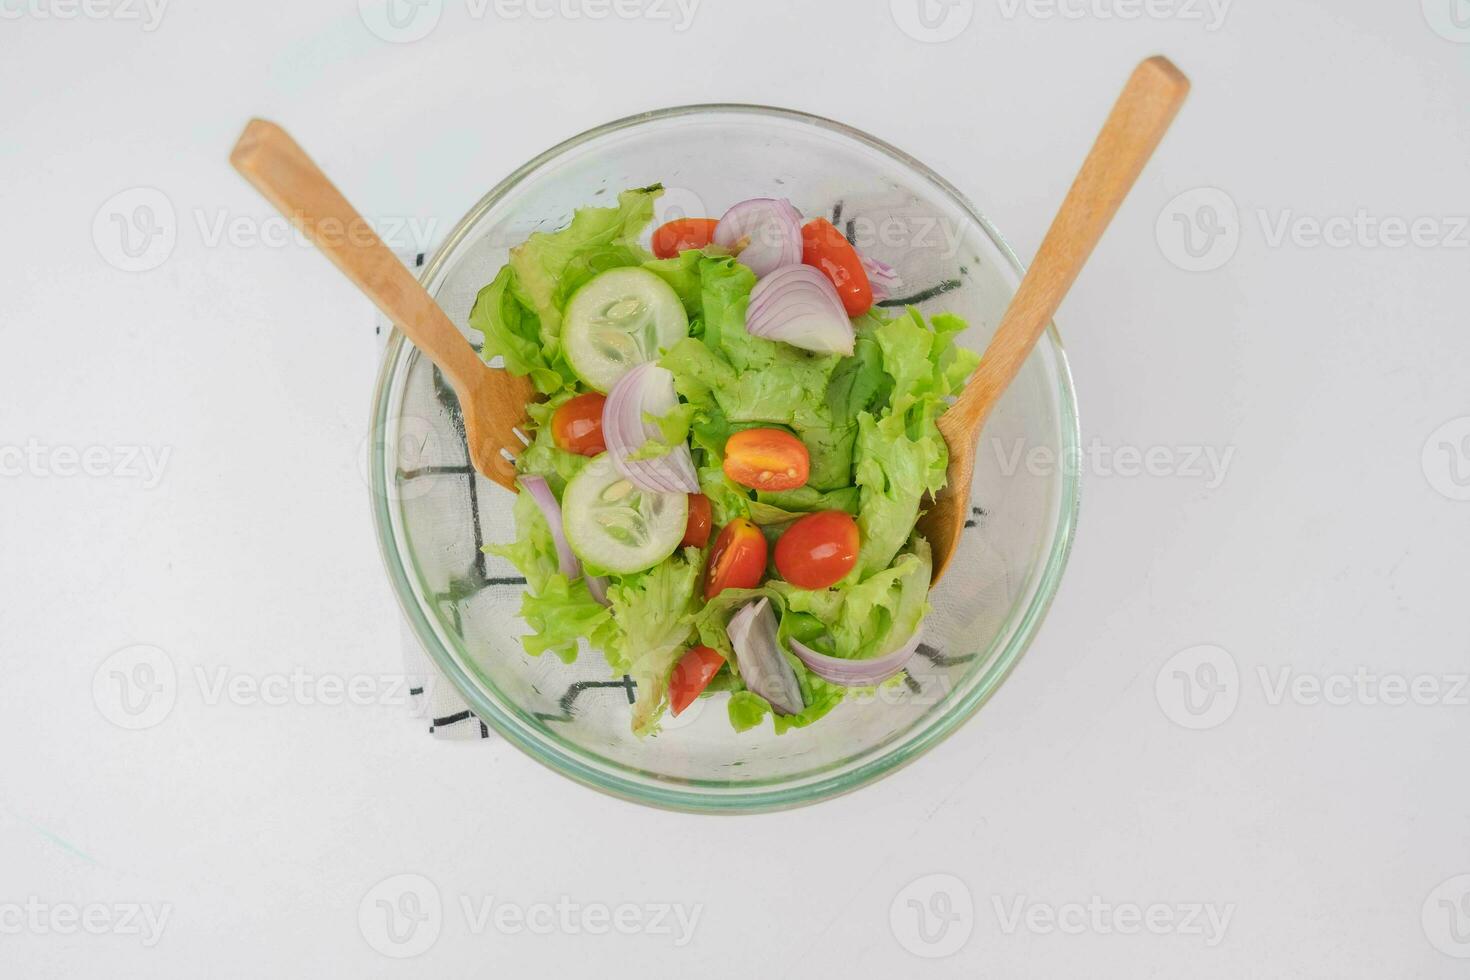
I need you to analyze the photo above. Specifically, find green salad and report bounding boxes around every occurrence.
[473,185,978,736]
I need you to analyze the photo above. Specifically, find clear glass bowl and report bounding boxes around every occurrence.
[369,105,1079,813]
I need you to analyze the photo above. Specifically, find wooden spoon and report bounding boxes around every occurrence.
[230,119,536,491]
[921,56,1191,584]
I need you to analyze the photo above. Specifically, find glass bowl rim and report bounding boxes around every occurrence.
[369,102,1082,814]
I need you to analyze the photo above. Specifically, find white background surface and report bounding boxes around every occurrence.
[3,0,1468,976]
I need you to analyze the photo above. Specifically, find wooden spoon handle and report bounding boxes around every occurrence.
[229,118,485,396]
[948,56,1191,427]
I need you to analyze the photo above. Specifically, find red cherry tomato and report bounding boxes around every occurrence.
[652,218,720,259]
[722,429,809,491]
[801,218,873,317]
[551,392,607,456]
[681,493,712,549]
[774,511,860,590]
[704,518,768,599]
[669,645,725,716]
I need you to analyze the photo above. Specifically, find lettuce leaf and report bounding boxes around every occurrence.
[469,186,661,395]
[601,547,705,736]
[773,537,932,661]
[517,574,614,664]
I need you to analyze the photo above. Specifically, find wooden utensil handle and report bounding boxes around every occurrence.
[229,118,485,395]
[950,56,1191,425]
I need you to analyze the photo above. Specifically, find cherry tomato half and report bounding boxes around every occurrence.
[652,218,720,259]
[681,493,713,549]
[704,518,768,599]
[669,645,725,716]
[551,392,607,456]
[722,429,809,491]
[774,510,860,590]
[801,218,873,317]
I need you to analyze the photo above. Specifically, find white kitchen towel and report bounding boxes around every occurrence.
[376,250,494,740]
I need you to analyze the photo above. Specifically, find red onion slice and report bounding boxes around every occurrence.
[788,628,925,687]
[518,474,579,579]
[713,198,803,278]
[860,254,903,302]
[726,598,804,716]
[601,362,699,494]
[517,475,610,607]
[746,264,855,355]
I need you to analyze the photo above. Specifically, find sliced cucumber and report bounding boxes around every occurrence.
[561,455,689,574]
[562,267,689,392]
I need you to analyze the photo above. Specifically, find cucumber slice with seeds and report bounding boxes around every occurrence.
[562,267,689,392]
[561,455,688,574]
